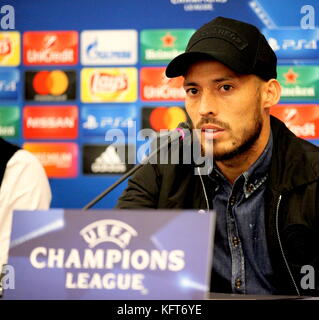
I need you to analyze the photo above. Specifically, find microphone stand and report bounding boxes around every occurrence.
[82,128,186,210]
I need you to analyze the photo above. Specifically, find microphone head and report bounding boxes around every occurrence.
[177,121,191,130]
[175,121,191,140]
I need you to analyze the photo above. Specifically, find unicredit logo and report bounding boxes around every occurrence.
[44,35,57,48]
[32,70,69,95]
[284,108,298,122]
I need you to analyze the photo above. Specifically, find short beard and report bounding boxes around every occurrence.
[213,118,262,161]
[213,91,263,162]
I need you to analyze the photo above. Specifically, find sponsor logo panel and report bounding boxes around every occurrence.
[81,30,137,65]
[81,67,137,103]
[0,106,19,137]
[277,65,319,101]
[142,106,188,131]
[83,144,135,175]
[23,31,78,65]
[0,68,19,100]
[140,29,194,64]
[23,105,78,139]
[270,104,319,139]
[140,67,185,101]
[263,28,319,60]
[23,142,78,178]
[0,31,20,66]
[25,70,76,101]
[81,105,136,139]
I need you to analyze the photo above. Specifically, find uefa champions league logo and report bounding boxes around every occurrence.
[80,219,138,249]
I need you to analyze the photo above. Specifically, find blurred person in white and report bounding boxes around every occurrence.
[0,138,51,271]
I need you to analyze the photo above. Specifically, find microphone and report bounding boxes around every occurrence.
[82,122,191,210]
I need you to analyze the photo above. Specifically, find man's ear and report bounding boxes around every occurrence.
[262,79,281,109]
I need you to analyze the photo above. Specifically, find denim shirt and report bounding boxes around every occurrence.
[210,133,275,294]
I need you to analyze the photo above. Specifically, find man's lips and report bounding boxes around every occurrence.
[200,125,225,140]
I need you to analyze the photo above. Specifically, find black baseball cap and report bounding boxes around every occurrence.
[165,16,277,81]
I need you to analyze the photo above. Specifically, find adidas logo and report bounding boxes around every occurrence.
[91,145,126,173]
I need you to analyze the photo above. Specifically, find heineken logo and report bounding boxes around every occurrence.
[161,32,176,47]
[283,68,299,84]
[278,66,319,100]
[141,29,194,63]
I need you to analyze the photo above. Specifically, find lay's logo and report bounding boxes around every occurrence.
[0,31,20,66]
[0,37,10,55]
[81,68,137,103]
[90,72,128,94]
[80,219,138,249]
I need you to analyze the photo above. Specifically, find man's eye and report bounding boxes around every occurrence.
[186,88,198,95]
[220,84,233,92]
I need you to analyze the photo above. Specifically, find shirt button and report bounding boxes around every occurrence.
[247,183,254,193]
[232,236,240,247]
[229,196,236,206]
[235,278,242,289]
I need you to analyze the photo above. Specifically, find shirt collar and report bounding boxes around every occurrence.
[210,131,273,198]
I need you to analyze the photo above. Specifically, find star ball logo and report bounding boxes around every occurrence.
[25,70,76,101]
[80,220,138,249]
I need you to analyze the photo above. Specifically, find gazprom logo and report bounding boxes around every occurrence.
[79,219,138,249]
[81,30,137,65]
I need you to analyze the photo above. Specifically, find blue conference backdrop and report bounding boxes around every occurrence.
[0,0,318,209]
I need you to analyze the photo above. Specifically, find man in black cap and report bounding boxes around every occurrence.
[117,17,319,296]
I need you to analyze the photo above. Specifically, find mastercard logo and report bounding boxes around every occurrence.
[32,70,69,95]
[149,106,187,131]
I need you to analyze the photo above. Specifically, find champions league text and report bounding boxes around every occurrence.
[29,247,185,292]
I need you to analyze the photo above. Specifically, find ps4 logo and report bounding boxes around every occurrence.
[268,37,317,51]
[263,27,319,59]
[0,80,16,92]
[83,115,134,130]
[0,5,14,30]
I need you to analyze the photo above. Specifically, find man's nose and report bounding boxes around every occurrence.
[198,93,218,117]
